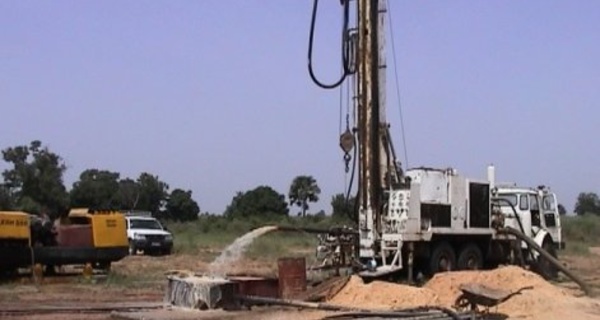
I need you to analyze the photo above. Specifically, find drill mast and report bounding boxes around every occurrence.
[356,0,402,259]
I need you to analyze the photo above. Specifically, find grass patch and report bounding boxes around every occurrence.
[247,232,317,260]
[164,214,348,261]
[101,270,162,288]
[562,241,590,256]
[561,214,600,256]
[562,214,600,245]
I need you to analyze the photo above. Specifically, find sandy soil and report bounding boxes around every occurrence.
[329,266,600,319]
[2,251,600,320]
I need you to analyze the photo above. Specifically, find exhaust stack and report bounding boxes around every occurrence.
[487,164,496,190]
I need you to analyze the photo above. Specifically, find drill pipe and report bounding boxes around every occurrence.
[276,225,358,236]
[236,295,470,320]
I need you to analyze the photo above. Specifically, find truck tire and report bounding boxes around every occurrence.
[128,240,137,256]
[429,242,456,274]
[95,262,111,272]
[457,244,483,270]
[537,239,558,280]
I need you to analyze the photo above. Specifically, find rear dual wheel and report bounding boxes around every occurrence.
[429,242,483,274]
[430,242,456,274]
[457,244,483,270]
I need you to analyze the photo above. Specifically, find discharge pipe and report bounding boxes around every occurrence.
[236,295,469,319]
[498,227,592,296]
[276,225,358,236]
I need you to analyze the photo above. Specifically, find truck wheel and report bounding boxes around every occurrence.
[537,239,558,280]
[429,242,456,274]
[96,262,111,272]
[457,244,483,270]
[128,241,137,256]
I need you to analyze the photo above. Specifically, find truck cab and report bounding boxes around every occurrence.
[495,186,563,251]
[124,212,173,256]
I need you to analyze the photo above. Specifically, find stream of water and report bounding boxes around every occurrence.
[207,225,278,278]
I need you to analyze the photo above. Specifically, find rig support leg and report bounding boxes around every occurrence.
[407,242,414,284]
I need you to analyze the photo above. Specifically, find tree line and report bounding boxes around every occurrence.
[5,140,594,222]
[574,192,600,216]
[0,140,356,222]
[0,140,199,221]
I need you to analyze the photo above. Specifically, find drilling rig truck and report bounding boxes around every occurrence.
[309,0,564,280]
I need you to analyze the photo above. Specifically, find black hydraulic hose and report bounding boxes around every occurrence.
[321,312,458,320]
[237,294,357,312]
[498,227,592,296]
[345,134,358,221]
[317,305,469,320]
[308,0,351,89]
[492,198,527,236]
[492,198,536,263]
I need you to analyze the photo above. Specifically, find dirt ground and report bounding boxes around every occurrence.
[3,250,600,320]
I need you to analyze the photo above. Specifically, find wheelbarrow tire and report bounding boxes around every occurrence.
[453,294,473,312]
[429,242,456,274]
[457,243,483,270]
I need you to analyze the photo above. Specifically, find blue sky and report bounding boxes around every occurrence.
[1,1,598,214]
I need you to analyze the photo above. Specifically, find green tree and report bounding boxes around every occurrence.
[2,140,68,217]
[574,192,600,216]
[288,175,321,217]
[165,189,200,222]
[224,186,288,218]
[135,173,169,215]
[0,183,15,210]
[115,178,140,210]
[70,169,120,209]
[331,193,356,220]
[557,203,567,216]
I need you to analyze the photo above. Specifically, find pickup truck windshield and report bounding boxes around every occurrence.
[130,219,163,230]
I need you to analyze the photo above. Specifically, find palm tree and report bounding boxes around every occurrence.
[288,175,321,217]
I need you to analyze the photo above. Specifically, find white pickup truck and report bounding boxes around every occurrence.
[125,213,173,256]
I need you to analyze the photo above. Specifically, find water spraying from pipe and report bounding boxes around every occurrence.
[207,225,279,278]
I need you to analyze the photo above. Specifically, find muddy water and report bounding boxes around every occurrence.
[207,225,278,278]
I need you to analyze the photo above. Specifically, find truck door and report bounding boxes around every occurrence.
[542,193,561,246]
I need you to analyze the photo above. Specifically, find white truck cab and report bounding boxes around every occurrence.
[124,211,173,255]
[495,186,563,251]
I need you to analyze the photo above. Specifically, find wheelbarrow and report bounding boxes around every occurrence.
[454,283,534,313]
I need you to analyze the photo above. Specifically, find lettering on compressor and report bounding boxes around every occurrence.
[106,219,117,228]
[0,219,28,227]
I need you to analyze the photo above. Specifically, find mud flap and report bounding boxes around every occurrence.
[531,230,550,260]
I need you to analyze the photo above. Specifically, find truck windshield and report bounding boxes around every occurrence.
[130,219,163,230]
[496,194,518,207]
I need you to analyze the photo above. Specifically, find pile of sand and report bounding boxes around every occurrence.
[425,266,561,303]
[424,266,584,319]
[329,276,440,309]
[329,266,600,319]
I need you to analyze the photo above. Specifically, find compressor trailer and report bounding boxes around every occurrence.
[0,209,128,274]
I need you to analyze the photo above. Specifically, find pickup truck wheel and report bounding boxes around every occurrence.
[128,241,136,256]
[457,244,483,270]
[96,262,111,272]
[429,242,456,274]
